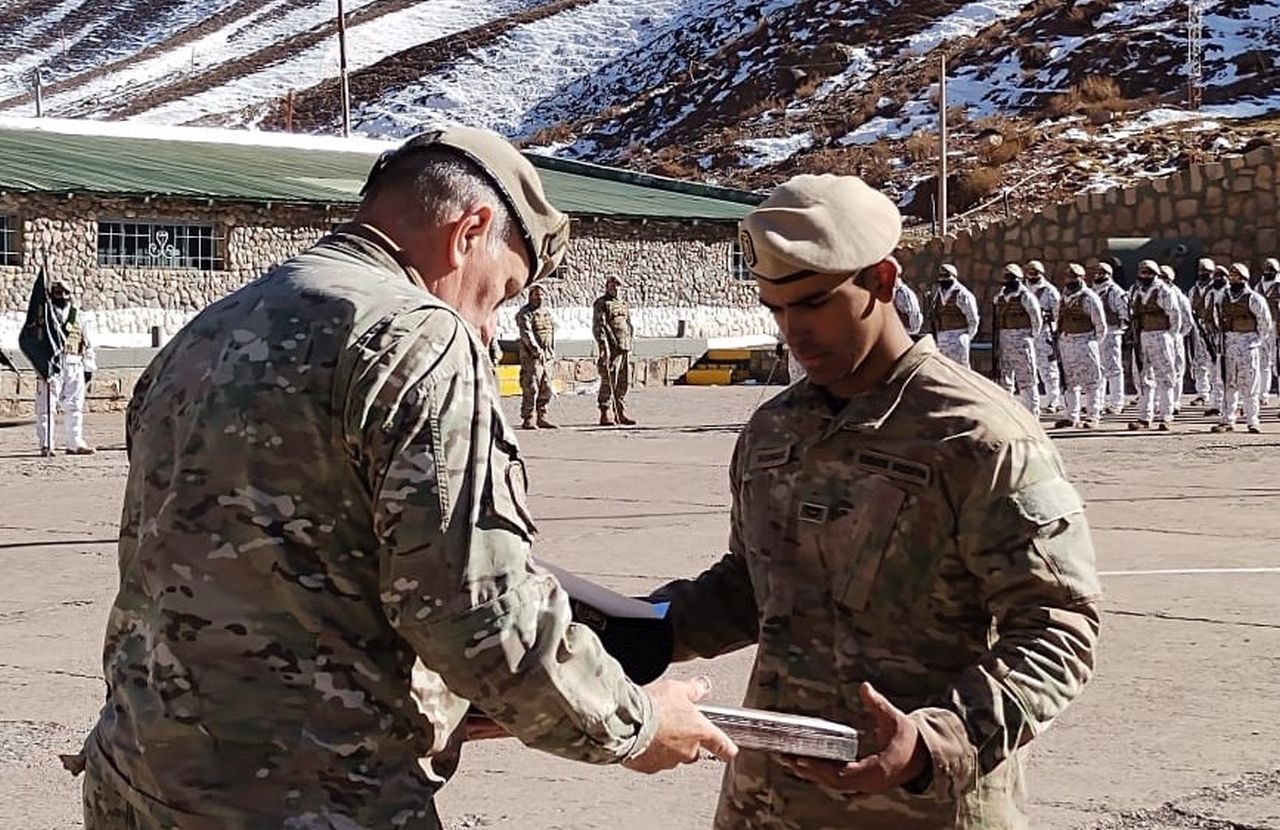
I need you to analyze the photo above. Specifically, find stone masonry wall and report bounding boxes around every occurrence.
[898,145,1280,336]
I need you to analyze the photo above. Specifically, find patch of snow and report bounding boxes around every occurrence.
[903,0,1027,55]
[1060,127,1093,142]
[736,133,814,168]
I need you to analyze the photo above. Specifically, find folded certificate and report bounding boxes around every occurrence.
[697,704,860,761]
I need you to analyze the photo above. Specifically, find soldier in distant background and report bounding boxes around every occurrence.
[927,264,978,367]
[1024,260,1062,412]
[593,276,636,426]
[1091,262,1129,414]
[1212,263,1273,433]
[1129,259,1184,431]
[891,260,923,336]
[1160,265,1194,415]
[516,284,557,430]
[1188,258,1221,412]
[993,264,1043,415]
[36,280,96,456]
[1055,263,1107,429]
[1257,257,1280,408]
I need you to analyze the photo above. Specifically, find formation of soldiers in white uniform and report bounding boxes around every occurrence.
[890,256,1279,433]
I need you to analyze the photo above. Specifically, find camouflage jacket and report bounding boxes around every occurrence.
[656,337,1101,829]
[592,295,634,353]
[83,231,654,829]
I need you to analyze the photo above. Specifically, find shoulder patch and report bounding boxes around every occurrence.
[749,444,792,470]
[856,449,932,487]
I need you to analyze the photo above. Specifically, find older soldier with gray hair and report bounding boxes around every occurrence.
[75,127,734,830]
[654,174,1100,829]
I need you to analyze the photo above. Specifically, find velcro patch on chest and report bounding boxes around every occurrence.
[855,450,932,488]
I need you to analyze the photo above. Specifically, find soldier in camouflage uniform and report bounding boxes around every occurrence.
[1129,259,1184,431]
[593,276,637,426]
[1160,265,1194,415]
[927,264,979,368]
[1188,258,1222,412]
[1054,263,1107,429]
[73,127,735,830]
[654,174,1100,830]
[1211,263,1274,433]
[1023,260,1062,412]
[1090,262,1129,413]
[1257,258,1280,408]
[515,284,557,429]
[891,262,923,336]
[993,264,1043,416]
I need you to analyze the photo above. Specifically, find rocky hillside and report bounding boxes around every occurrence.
[2,0,1278,232]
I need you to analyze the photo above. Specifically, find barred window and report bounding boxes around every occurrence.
[729,241,752,281]
[0,215,19,266]
[97,220,225,271]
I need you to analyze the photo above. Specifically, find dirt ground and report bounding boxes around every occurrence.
[2,386,1278,830]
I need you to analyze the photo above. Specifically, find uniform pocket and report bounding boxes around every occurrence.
[829,478,907,611]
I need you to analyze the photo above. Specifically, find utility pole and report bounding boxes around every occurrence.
[1187,0,1203,110]
[34,69,43,117]
[337,0,351,137]
[938,53,948,238]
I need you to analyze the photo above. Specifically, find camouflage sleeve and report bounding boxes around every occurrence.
[345,308,656,765]
[591,298,608,350]
[651,433,760,661]
[515,308,540,356]
[910,437,1101,799]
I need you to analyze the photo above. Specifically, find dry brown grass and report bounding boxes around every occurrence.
[905,130,936,162]
[953,165,1003,210]
[1046,74,1131,118]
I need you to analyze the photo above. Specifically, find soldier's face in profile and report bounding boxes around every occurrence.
[759,265,893,388]
[442,208,530,342]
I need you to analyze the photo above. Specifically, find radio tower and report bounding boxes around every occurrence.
[1187,0,1203,110]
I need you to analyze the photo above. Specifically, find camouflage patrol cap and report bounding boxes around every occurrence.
[361,126,570,285]
[1004,263,1025,279]
[737,174,901,284]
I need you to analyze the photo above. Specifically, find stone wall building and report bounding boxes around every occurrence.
[0,120,765,412]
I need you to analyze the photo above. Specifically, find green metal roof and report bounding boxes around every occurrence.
[0,127,759,221]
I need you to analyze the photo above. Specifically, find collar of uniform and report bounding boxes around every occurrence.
[331,223,424,288]
[800,336,937,436]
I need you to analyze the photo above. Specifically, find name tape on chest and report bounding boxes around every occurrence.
[854,449,932,488]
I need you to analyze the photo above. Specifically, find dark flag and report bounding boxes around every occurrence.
[0,346,16,373]
[18,268,65,381]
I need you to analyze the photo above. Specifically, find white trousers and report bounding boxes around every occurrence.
[35,357,87,450]
[1221,332,1262,427]
[1000,329,1039,415]
[1100,330,1125,409]
[1137,331,1178,424]
[1034,330,1061,408]
[937,330,971,368]
[1060,333,1103,424]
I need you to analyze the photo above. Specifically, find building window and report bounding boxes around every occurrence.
[0,215,19,266]
[97,220,225,271]
[729,241,752,281]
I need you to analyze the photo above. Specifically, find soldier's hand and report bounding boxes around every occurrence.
[778,683,929,794]
[624,677,737,774]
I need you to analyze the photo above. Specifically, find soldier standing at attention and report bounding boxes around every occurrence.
[927,264,979,367]
[1129,259,1184,431]
[33,280,97,456]
[1160,265,1194,415]
[993,263,1044,415]
[1257,257,1280,408]
[1212,263,1273,434]
[1054,263,1107,429]
[1091,262,1129,414]
[74,127,734,830]
[1023,260,1062,412]
[515,283,557,430]
[593,276,636,426]
[654,174,1100,830]
[1188,258,1221,411]
[891,262,923,336]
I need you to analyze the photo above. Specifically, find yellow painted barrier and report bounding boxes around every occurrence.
[685,367,735,386]
[704,349,753,362]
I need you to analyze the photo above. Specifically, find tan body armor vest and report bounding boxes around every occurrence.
[933,294,969,331]
[62,307,84,355]
[1137,292,1170,331]
[1096,284,1121,326]
[1262,282,1280,326]
[1219,293,1259,333]
[997,293,1033,330]
[1060,294,1095,335]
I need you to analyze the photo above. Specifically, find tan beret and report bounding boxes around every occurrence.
[1231,262,1251,279]
[1093,262,1113,276]
[1065,263,1086,279]
[1264,258,1280,274]
[738,174,901,284]
[939,264,959,279]
[1160,265,1176,281]
[1138,259,1161,275]
[1026,260,1047,276]
[1004,263,1024,279]
[362,126,570,285]
[1198,257,1216,273]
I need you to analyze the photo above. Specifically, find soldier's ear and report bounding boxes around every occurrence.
[861,260,898,303]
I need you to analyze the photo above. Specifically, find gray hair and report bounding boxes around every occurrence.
[381,150,517,255]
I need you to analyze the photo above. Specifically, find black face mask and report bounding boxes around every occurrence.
[1229,282,1246,297]
[1265,271,1279,281]
[1003,278,1020,291]
[1198,273,1212,283]
[51,296,68,308]
[1066,280,1082,293]
[938,278,955,290]
[1213,277,1228,289]
[1139,275,1156,287]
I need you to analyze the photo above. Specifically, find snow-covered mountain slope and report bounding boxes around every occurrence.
[2,0,1278,229]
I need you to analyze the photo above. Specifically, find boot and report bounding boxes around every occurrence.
[599,407,615,426]
[1211,423,1233,433]
[66,445,96,455]
[1052,418,1075,429]
[521,417,537,430]
[1127,419,1150,431]
[615,404,636,426]
[536,412,557,429]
